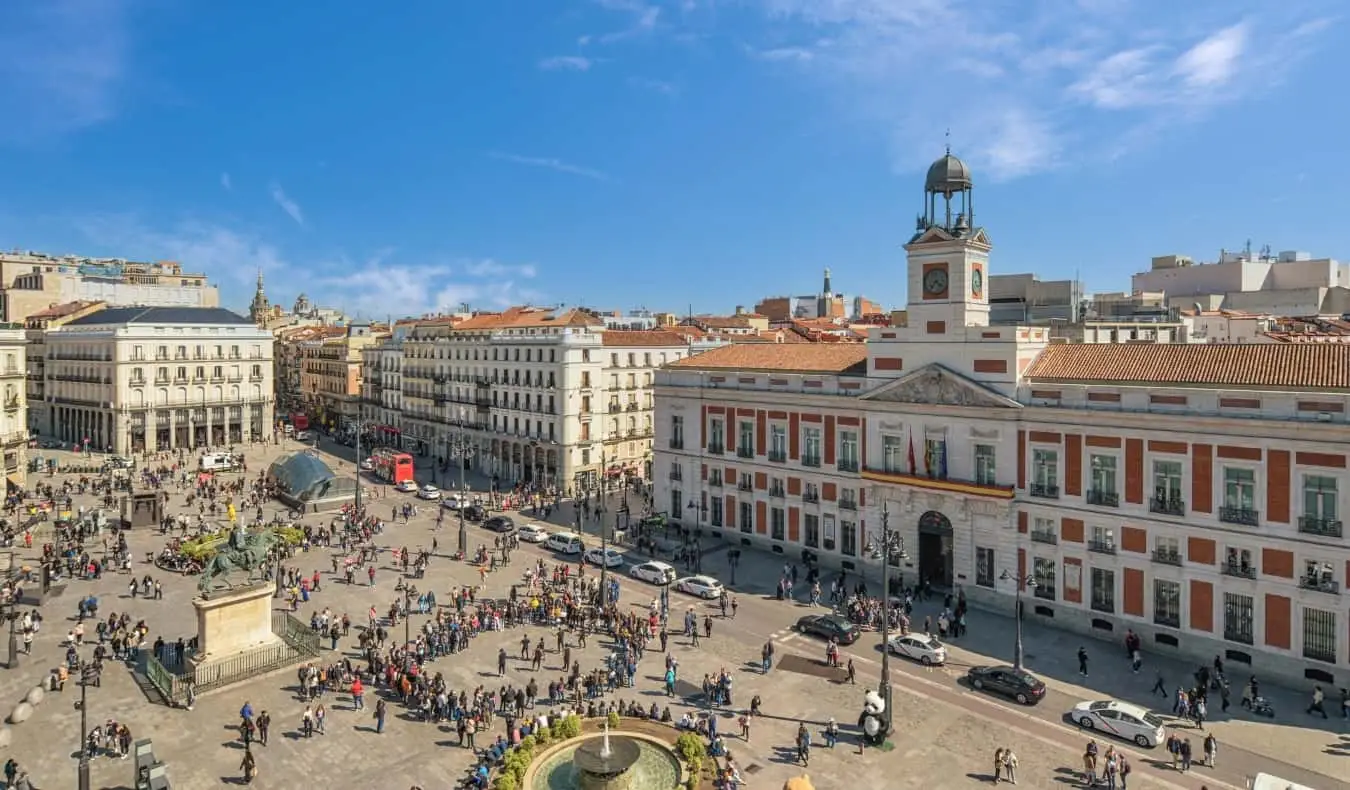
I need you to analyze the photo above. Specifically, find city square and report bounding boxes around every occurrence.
[1,440,1345,790]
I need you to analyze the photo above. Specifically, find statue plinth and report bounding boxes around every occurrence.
[191,583,279,667]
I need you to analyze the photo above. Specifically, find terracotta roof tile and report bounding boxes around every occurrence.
[1025,343,1350,390]
[27,300,103,320]
[667,344,867,374]
[454,306,600,331]
[601,330,689,347]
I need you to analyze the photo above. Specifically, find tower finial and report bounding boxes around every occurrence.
[945,128,951,155]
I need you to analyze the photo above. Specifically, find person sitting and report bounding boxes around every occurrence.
[708,735,727,757]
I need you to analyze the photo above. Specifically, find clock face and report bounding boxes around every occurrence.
[971,268,984,297]
[923,267,948,295]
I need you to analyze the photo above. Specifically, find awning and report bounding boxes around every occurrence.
[6,475,21,491]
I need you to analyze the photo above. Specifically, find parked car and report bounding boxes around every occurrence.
[483,516,516,534]
[440,493,464,510]
[886,633,947,665]
[584,547,625,569]
[545,532,585,555]
[1070,700,1165,748]
[965,665,1047,705]
[394,480,419,493]
[793,614,860,645]
[517,524,551,543]
[675,575,724,599]
[462,504,487,522]
[359,458,374,471]
[417,485,441,500]
[629,560,677,585]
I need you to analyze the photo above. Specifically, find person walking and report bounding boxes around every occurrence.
[1002,748,1017,785]
[374,698,387,734]
[1202,733,1217,768]
[1308,685,1328,718]
[240,748,257,784]
[1077,646,1089,677]
[992,747,1004,784]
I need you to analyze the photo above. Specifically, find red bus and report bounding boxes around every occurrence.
[291,413,310,431]
[370,448,414,484]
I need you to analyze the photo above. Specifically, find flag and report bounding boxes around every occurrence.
[924,439,933,478]
[938,443,948,480]
[907,436,916,475]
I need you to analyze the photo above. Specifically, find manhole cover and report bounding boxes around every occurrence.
[745,764,763,775]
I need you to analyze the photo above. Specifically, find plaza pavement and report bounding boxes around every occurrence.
[0,440,1344,790]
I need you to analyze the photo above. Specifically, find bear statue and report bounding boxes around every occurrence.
[857,689,888,746]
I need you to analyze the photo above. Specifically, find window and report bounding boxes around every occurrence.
[803,514,820,548]
[708,419,725,452]
[132,345,144,361]
[803,482,819,504]
[769,425,787,461]
[973,444,995,485]
[1221,467,1258,525]
[710,498,724,527]
[1302,560,1337,593]
[670,488,682,515]
[1032,557,1056,601]
[822,514,836,551]
[771,508,785,541]
[1302,475,1338,530]
[882,435,905,473]
[1223,592,1254,644]
[1153,536,1181,565]
[802,427,822,467]
[737,421,755,458]
[1030,516,1057,544]
[1153,579,1181,628]
[1090,568,1115,613]
[739,501,753,534]
[610,353,619,366]
[1031,449,1058,497]
[1089,525,1115,554]
[1302,608,1337,663]
[1088,455,1119,506]
[838,430,859,472]
[669,415,684,449]
[840,520,857,556]
[975,548,994,588]
[1151,460,1184,515]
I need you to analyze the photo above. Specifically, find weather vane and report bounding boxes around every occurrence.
[945,128,951,154]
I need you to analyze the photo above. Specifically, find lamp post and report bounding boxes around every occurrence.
[596,469,611,609]
[875,506,908,736]
[999,569,1037,672]
[685,498,708,573]
[448,431,478,557]
[77,660,96,790]
[1,598,18,669]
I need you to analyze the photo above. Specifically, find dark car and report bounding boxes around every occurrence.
[793,614,861,645]
[483,515,516,534]
[462,505,486,522]
[965,665,1047,705]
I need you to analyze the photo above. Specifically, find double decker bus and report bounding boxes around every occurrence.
[370,448,414,484]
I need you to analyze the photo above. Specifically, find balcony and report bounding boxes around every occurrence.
[736,447,754,460]
[1151,549,1183,566]
[1029,529,1057,545]
[668,439,684,450]
[249,373,264,382]
[128,378,146,388]
[607,404,621,414]
[1153,613,1181,629]
[736,480,753,493]
[668,470,683,482]
[1087,539,1117,555]
[1030,482,1060,499]
[801,454,822,468]
[1298,577,1340,596]
[1150,495,1186,516]
[626,403,639,411]
[769,486,786,499]
[1086,489,1120,507]
[861,466,1016,500]
[802,491,820,504]
[837,459,859,473]
[767,450,787,463]
[709,477,723,489]
[1298,516,1343,538]
[1219,506,1260,527]
[1223,628,1254,646]
[707,443,724,455]
[1220,563,1257,580]
[838,499,858,511]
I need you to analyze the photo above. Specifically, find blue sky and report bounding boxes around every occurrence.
[0,0,1344,318]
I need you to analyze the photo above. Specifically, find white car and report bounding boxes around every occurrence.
[440,494,463,510]
[295,430,314,441]
[417,485,441,500]
[886,633,947,665]
[1070,700,1166,748]
[518,524,551,543]
[394,480,419,493]
[584,547,625,569]
[629,560,677,585]
[675,575,725,599]
[359,458,374,471]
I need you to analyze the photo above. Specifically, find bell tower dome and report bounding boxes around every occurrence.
[904,147,990,331]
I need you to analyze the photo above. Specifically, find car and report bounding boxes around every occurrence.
[394,480,419,493]
[886,633,947,665]
[295,430,314,441]
[417,485,441,500]
[1070,700,1166,748]
[106,455,134,469]
[518,524,551,543]
[462,504,487,522]
[359,458,374,471]
[965,665,1047,705]
[441,494,463,510]
[584,547,625,569]
[483,516,516,534]
[793,614,861,645]
[675,575,724,599]
[629,560,677,585]
[545,533,585,555]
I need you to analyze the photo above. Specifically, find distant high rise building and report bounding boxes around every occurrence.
[0,250,218,322]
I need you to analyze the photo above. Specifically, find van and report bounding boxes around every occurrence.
[545,532,585,555]
[199,453,239,472]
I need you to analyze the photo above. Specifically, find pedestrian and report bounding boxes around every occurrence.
[240,748,257,784]
[257,711,270,746]
[1077,646,1089,677]
[738,712,750,741]
[1308,685,1328,718]
[1180,737,1193,771]
[375,698,387,734]
[1151,672,1167,697]
[1202,733,1216,768]
[1003,748,1017,785]
[993,747,1004,783]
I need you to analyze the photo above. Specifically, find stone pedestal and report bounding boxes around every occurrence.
[191,583,279,664]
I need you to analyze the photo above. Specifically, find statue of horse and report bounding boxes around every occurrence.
[196,530,279,596]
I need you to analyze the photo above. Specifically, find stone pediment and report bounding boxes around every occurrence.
[906,225,992,247]
[861,364,1020,409]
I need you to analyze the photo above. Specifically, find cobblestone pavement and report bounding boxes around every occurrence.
[1,440,1344,790]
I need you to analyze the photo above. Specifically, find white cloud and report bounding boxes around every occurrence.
[0,0,133,142]
[539,56,594,71]
[313,256,544,319]
[461,259,539,279]
[584,0,661,45]
[735,2,1333,178]
[268,182,304,226]
[220,172,232,191]
[488,151,610,182]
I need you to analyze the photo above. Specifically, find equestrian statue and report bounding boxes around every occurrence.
[196,523,279,596]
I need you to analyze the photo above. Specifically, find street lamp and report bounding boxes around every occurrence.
[77,660,97,790]
[876,505,908,737]
[685,498,707,573]
[448,431,478,557]
[595,470,611,609]
[999,569,1037,672]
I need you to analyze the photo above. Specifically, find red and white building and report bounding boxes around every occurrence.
[654,152,1350,689]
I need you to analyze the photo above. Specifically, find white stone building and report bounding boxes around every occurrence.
[0,325,27,488]
[40,307,275,453]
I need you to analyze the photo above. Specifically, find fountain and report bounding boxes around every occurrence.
[528,722,681,790]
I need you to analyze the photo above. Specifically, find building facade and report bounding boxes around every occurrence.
[24,301,108,436]
[40,307,274,453]
[654,152,1350,689]
[298,323,380,430]
[359,328,405,440]
[0,252,217,323]
[0,325,27,488]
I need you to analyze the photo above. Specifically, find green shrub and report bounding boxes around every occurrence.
[675,732,706,764]
[606,711,621,730]
[494,774,518,790]
[685,776,698,790]
[520,735,537,752]
[550,721,565,741]
[557,715,581,739]
[535,726,552,746]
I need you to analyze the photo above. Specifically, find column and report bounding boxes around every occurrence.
[168,411,177,451]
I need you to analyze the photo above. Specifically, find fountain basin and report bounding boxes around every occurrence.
[526,731,682,790]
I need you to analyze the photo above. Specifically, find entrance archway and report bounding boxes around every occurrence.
[917,510,954,590]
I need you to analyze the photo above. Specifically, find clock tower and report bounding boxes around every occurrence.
[903,148,991,332]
